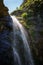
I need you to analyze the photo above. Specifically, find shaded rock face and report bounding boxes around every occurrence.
[0,1,9,17]
[0,1,14,65]
[29,4,43,65]
[19,1,43,64]
[33,13,43,62]
[0,0,3,3]
[0,16,14,65]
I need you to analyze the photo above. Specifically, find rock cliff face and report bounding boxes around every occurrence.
[0,1,9,32]
[26,1,43,65]
[0,1,14,65]
[0,1,9,17]
[11,1,43,65]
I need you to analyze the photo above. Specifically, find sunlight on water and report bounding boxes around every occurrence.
[13,48,21,65]
[11,16,34,65]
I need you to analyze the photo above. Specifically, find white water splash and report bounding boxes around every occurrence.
[11,16,34,65]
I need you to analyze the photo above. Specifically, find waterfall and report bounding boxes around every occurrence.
[11,16,34,65]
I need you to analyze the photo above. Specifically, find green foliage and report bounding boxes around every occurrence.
[30,30,36,39]
[21,12,28,19]
[19,1,43,65]
[10,0,43,65]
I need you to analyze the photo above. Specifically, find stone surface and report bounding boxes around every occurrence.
[0,0,3,3]
[0,16,14,65]
[0,0,9,17]
[0,1,14,65]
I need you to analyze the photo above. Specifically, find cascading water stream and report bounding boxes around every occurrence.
[11,16,34,65]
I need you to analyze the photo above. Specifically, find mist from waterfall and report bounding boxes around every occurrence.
[11,16,34,65]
